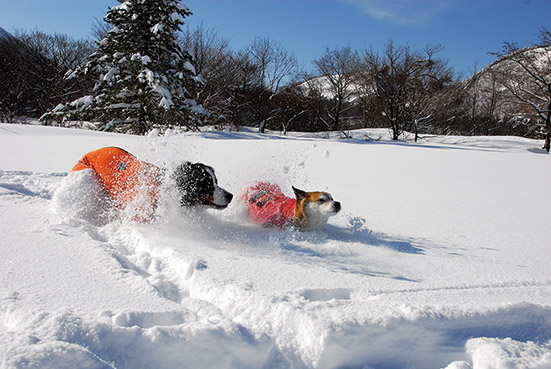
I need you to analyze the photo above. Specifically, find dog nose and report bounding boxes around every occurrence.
[334,202,341,211]
[225,192,234,203]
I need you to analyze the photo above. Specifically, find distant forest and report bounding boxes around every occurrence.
[1,6,550,149]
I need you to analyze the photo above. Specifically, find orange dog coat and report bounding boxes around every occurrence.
[71,147,160,220]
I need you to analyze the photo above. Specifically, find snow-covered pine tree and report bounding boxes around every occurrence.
[43,0,205,134]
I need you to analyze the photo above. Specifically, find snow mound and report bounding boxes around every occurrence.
[2,307,274,369]
[52,169,115,226]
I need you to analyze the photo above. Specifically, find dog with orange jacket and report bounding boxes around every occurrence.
[71,147,233,221]
[242,182,341,231]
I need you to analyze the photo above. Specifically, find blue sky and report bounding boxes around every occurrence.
[1,0,550,77]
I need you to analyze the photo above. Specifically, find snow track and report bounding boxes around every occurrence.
[2,124,551,368]
[93,222,551,369]
[1,169,276,369]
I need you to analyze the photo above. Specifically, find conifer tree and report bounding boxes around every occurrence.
[43,0,204,134]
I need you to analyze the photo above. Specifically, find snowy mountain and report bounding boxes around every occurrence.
[298,75,362,101]
[466,45,551,117]
[474,45,551,80]
[1,123,551,369]
[302,46,551,106]
[0,26,12,40]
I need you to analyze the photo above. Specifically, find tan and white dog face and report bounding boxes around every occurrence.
[292,187,341,231]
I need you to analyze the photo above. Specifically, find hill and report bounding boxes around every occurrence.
[468,45,551,117]
[1,123,550,369]
[298,46,551,139]
[0,26,12,40]
[298,75,362,101]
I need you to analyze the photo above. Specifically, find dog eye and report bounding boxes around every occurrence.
[318,198,326,203]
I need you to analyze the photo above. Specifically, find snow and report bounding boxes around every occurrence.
[151,23,164,34]
[70,95,94,110]
[184,60,197,75]
[1,122,551,369]
[138,69,155,84]
[108,26,121,35]
[299,75,362,101]
[175,2,191,14]
[466,338,551,369]
[140,55,151,65]
[159,96,173,109]
[153,84,173,108]
[113,2,130,12]
[51,103,65,112]
[170,11,185,24]
[103,67,120,83]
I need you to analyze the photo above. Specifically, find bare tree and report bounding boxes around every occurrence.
[464,63,500,135]
[0,30,92,122]
[359,41,454,140]
[16,30,92,73]
[249,37,299,94]
[492,31,551,151]
[181,24,236,126]
[313,46,359,131]
[539,26,551,46]
[361,41,407,139]
[16,30,94,112]
[224,50,261,128]
[300,74,334,130]
[0,36,46,121]
[406,45,455,141]
[91,17,111,42]
[247,37,300,132]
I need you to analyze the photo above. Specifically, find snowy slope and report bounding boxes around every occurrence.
[299,75,362,101]
[0,26,12,40]
[468,45,551,119]
[1,123,551,369]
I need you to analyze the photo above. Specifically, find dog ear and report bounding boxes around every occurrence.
[172,162,194,205]
[172,162,191,183]
[292,186,306,201]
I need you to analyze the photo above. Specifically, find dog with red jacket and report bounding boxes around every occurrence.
[242,182,341,231]
[71,147,233,221]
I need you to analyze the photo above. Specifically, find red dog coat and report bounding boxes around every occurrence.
[71,147,160,220]
[242,182,296,228]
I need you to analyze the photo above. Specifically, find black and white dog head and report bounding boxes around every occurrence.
[172,162,233,209]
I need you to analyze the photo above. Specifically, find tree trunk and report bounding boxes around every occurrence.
[543,101,551,152]
[392,123,399,140]
[543,119,550,152]
[334,99,342,131]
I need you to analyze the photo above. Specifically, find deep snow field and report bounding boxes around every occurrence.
[1,122,551,369]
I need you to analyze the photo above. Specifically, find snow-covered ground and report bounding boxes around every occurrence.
[1,122,551,369]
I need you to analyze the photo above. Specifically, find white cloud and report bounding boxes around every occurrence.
[340,0,458,25]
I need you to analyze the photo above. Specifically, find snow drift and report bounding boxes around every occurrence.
[1,123,551,369]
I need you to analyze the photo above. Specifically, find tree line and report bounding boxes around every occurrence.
[0,30,94,123]
[1,5,550,149]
